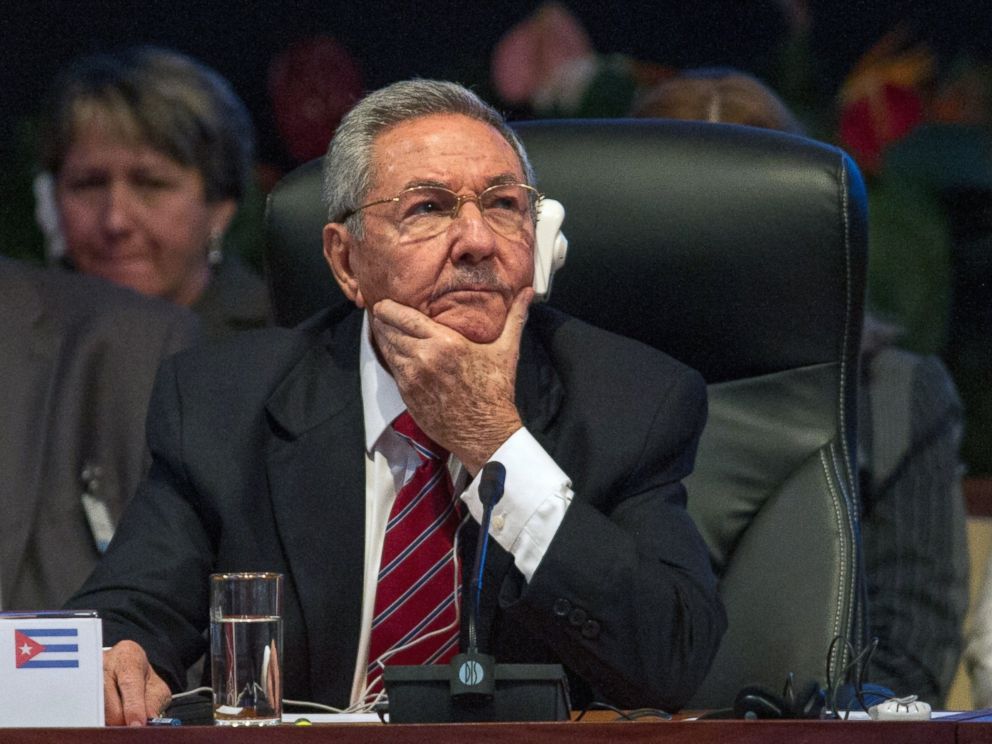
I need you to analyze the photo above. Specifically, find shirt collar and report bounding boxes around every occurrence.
[360,311,406,453]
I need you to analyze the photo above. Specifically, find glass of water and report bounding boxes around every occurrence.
[209,572,283,726]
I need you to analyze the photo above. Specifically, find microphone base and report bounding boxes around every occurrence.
[449,651,496,699]
[383,662,571,723]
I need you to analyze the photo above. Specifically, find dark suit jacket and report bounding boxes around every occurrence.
[0,258,200,610]
[67,303,726,710]
[191,255,272,340]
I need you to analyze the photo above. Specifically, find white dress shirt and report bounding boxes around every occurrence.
[349,312,574,703]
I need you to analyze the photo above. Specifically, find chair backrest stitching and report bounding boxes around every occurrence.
[821,445,851,675]
[837,158,856,490]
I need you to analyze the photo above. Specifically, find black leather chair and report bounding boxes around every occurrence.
[263,119,868,709]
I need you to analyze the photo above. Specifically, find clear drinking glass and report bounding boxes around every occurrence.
[209,572,284,726]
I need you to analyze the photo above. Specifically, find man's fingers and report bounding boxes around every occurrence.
[104,640,167,727]
[117,661,152,726]
[371,299,467,379]
[497,287,534,350]
[103,668,126,726]
[370,314,417,375]
[372,299,437,339]
[371,300,444,373]
[145,673,173,721]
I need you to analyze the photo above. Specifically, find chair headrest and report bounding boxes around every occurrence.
[513,119,867,383]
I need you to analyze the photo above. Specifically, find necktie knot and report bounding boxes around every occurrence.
[392,411,447,462]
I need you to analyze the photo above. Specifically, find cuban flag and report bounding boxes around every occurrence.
[14,628,79,669]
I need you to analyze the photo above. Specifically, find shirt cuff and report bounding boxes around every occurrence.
[460,427,573,582]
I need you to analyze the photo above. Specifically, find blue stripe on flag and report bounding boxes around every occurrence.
[40,644,78,653]
[20,660,80,669]
[16,628,79,637]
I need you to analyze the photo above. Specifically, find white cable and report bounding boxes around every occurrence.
[282,698,351,714]
[350,509,470,713]
[171,686,212,700]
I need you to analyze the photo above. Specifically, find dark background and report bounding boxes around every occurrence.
[3,0,990,168]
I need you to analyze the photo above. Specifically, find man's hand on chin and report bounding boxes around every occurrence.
[370,287,534,474]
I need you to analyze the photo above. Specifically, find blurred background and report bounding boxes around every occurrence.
[6,1,989,167]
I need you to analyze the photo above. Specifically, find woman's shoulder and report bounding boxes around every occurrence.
[193,255,273,337]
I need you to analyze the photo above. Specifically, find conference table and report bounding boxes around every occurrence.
[4,711,992,743]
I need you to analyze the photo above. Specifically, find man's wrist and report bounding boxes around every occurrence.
[459,427,573,581]
[455,417,523,475]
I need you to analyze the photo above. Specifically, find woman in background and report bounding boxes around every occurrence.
[38,46,270,338]
[630,68,804,133]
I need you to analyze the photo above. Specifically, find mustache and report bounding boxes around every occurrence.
[430,265,511,300]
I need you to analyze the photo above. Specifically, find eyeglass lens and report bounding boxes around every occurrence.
[392,184,534,238]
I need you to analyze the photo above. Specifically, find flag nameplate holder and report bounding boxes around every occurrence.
[0,611,104,727]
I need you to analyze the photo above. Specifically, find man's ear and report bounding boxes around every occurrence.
[323,222,365,308]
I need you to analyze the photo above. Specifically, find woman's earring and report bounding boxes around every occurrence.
[207,230,224,266]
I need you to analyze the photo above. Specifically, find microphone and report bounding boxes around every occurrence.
[470,461,506,649]
[451,461,505,701]
[382,459,570,722]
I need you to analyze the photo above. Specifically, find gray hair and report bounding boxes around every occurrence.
[40,46,254,203]
[322,79,535,234]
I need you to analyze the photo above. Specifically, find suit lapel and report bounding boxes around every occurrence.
[515,309,564,446]
[265,310,366,705]
[473,313,565,650]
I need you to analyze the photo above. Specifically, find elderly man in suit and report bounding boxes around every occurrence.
[68,80,725,725]
[0,257,199,610]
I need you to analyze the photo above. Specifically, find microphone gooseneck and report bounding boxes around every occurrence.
[468,461,506,652]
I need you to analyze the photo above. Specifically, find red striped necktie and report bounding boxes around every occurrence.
[365,411,461,695]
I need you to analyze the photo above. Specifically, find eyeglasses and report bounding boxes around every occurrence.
[342,183,541,239]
